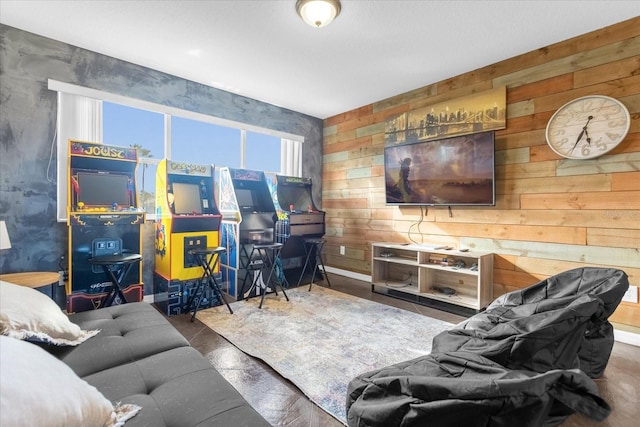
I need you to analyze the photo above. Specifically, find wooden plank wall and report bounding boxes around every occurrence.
[321,17,640,327]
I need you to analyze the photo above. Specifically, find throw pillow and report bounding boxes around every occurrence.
[0,335,141,427]
[0,280,99,345]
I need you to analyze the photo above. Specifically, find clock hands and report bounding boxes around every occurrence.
[584,127,591,145]
[570,115,594,153]
[573,129,585,149]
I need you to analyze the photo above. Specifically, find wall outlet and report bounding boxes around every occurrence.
[339,245,345,256]
[622,285,638,303]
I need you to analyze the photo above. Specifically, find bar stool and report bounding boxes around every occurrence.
[238,242,257,300]
[187,246,232,321]
[297,238,332,291]
[88,253,142,307]
[250,243,289,309]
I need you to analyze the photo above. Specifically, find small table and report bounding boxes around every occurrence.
[0,271,59,289]
[187,246,233,321]
[89,253,142,307]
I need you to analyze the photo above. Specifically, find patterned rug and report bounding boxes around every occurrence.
[196,286,452,424]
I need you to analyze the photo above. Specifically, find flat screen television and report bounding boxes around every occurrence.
[384,131,495,206]
[172,182,202,214]
[77,172,131,207]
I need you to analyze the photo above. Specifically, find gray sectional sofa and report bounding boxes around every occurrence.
[1,277,270,427]
[48,302,271,427]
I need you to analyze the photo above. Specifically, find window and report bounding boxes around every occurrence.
[171,116,241,167]
[103,103,164,214]
[103,103,164,154]
[104,105,291,217]
[246,131,281,172]
[51,80,304,222]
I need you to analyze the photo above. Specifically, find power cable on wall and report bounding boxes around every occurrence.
[407,205,427,244]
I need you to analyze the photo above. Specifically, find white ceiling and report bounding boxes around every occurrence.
[1,1,638,119]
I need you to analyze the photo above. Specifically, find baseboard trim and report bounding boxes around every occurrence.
[324,266,371,283]
[325,266,640,347]
[614,328,640,347]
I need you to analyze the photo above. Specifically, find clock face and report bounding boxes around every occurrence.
[545,95,630,159]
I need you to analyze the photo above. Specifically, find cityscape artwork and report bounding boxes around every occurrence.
[385,86,506,146]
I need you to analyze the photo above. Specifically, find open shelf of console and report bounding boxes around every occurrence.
[371,242,493,315]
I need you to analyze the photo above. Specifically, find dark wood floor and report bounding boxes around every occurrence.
[166,275,640,427]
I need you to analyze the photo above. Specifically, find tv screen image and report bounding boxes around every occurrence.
[384,131,495,206]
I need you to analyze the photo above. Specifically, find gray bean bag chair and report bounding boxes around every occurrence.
[346,267,628,426]
[433,267,629,378]
[346,351,610,427]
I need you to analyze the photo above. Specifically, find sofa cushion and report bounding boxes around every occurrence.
[46,303,190,377]
[0,335,140,427]
[82,346,271,427]
[0,280,99,345]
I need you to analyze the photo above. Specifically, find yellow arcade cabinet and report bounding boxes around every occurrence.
[154,159,222,315]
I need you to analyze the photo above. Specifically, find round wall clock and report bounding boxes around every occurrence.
[545,95,630,159]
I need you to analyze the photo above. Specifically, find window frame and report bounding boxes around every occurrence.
[50,79,304,222]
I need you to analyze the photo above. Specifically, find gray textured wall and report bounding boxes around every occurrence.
[0,24,323,295]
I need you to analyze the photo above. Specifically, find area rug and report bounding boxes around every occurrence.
[196,286,453,424]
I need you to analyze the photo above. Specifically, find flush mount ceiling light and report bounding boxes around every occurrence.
[296,0,341,28]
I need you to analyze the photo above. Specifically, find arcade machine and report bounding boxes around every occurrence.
[266,174,326,284]
[217,167,277,300]
[67,140,145,312]
[154,160,222,315]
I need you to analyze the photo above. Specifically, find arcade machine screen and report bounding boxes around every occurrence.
[234,183,274,213]
[286,187,313,211]
[232,179,276,244]
[236,188,257,212]
[77,172,131,207]
[172,182,202,214]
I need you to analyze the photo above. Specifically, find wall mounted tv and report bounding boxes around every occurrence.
[384,131,495,206]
